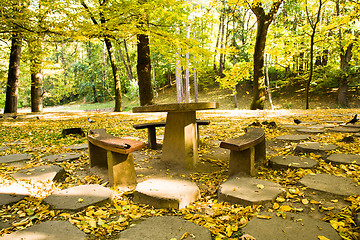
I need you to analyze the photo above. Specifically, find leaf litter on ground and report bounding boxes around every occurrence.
[0,109,359,239]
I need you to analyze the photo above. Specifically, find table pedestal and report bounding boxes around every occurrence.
[161,111,198,169]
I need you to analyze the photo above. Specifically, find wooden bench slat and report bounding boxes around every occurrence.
[220,128,265,152]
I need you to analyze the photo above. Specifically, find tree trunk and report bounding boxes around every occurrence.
[305,0,323,109]
[81,0,122,111]
[137,34,154,106]
[305,31,315,109]
[338,43,353,106]
[30,70,43,112]
[250,1,282,110]
[29,36,43,112]
[104,38,122,111]
[336,0,352,107]
[5,33,22,114]
[123,39,134,80]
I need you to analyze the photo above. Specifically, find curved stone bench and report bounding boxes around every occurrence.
[220,127,265,177]
[88,129,145,186]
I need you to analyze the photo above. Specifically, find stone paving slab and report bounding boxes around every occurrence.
[270,155,318,169]
[0,220,87,240]
[296,128,325,134]
[275,134,310,142]
[117,216,211,240]
[0,183,30,206]
[330,127,360,133]
[309,124,337,128]
[243,212,341,240]
[133,178,200,209]
[0,146,9,151]
[218,175,283,205]
[63,144,88,151]
[0,153,31,164]
[295,142,338,154]
[300,173,360,196]
[280,124,306,129]
[340,123,360,128]
[43,184,113,211]
[11,165,65,182]
[326,153,360,165]
[42,152,82,162]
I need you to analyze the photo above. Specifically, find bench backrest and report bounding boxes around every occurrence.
[220,127,265,152]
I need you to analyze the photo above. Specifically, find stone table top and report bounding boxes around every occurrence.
[132,102,219,113]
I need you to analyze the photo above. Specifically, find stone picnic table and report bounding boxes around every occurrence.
[132,102,219,169]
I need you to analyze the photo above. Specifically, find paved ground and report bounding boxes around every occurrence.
[0,110,359,239]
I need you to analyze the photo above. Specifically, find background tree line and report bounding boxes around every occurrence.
[0,0,359,113]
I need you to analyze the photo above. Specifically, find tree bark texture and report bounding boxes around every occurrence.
[250,1,282,110]
[137,34,154,106]
[338,43,353,106]
[30,70,43,112]
[5,33,22,114]
[29,36,43,112]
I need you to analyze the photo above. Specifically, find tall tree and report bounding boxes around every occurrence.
[81,0,122,111]
[249,0,283,110]
[4,33,22,114]
[305,0,323,109]
[137,33,154,106]
[29,37,43,112]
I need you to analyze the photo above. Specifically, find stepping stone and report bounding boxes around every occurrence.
[296,128,325,134]
[63,144,88,151]
[43,184,113,211]
[281,124,306,129]
[0,146,9,151]
[275,134,309,142]
[326,153,360,165]
[295,142,337,154]
[117,216,211,240]
[0,183,30,206]
[309,124,337,128]
[341,123,360,128]
[11,165,65,182]
[0,153,31,164]
[42,152,82,162]
[300,173,360,196]
[354,133,360,137]
[242,212,341,240]
[330,127,360,133]
[270,155,318,169]
[218,176,282,205]
[0,220,87,240]
[133,178,200,209]
[324,120,343,124]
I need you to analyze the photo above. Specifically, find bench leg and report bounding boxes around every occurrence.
[88,141,108,168]
[147,126,157,150]
[107,151,137,187]
[229,147,256,177]
[255,139,266,169]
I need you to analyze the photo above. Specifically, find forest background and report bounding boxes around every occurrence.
[0,0,359,113]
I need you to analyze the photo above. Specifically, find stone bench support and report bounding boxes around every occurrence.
[87,129,145,186]
[220,127,266,177]
[133,120,210,150]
